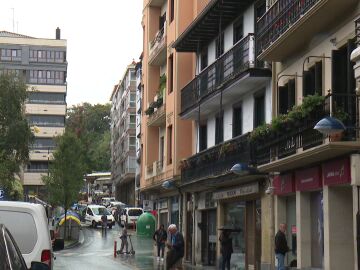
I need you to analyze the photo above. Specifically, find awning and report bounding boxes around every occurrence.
[173,0,253,52]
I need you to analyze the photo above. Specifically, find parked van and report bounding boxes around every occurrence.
[101,197,115,207]
[120,207,143,228]
[0,201,58,269]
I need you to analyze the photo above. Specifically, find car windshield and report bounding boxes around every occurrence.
[92,207,110,216]
[128,209,143,216]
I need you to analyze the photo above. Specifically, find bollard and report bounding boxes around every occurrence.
[114,240,117,258]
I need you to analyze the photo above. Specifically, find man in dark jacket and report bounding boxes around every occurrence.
[275,223,289,270]
[153,224,167,261]
[166,224,184,270]
[219,229,233,270]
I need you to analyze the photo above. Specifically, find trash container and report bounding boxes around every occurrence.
[136,212,156,237]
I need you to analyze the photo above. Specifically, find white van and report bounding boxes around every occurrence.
[120,207,143,228]
[84,205,115,228]
[101,197,115,207]
[0,201,55,269]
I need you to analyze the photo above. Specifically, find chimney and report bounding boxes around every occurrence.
[56,27,61,40]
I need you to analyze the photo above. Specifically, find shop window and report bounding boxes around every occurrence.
[233,104,242,137]
[254,91,265,128]
[199,123,207,152]
[215,112,224,145]
[279,79,295,114]
[303,61,322,97]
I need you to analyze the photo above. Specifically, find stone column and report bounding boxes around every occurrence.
[296,191,311,268]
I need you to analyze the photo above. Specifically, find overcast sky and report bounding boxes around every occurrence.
[0,0,143,106]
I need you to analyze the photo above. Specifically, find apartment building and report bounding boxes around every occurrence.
[173,0,274,267]
[253,1,360,269]
[110,63,137,205]
[0,29,67,198]
[140,0,194,229]
[135,56,143,206]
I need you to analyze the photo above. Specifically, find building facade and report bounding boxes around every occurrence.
[173,0,274,267]
[254,1,360,269]
[110,63,137,205]
[0,29,67,198]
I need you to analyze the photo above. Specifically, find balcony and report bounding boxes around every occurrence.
[149,24,167,66]
[146,159,165,180]
[147,104,166,126]
[256,0,358,61]
[180,34,271,119]
[181,133,252,185]
[148,0,166,7]
[254,93,360,172]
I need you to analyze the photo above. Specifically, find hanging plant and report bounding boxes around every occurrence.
[145,106,154,116]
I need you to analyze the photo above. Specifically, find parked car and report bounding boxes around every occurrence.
[120,207,143,228]
[0,201,61,269]
[0,224,51,270]
[101,197,115,207]
[84,205,115,228]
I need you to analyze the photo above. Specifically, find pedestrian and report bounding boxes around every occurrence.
[219,229,233,270]
[153,224,167,261]
[101,214,107,233]
[275,223,290,270]
[166,224,184,270]
[119,227,128,254]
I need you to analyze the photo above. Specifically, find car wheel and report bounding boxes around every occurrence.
[92,221,97,228]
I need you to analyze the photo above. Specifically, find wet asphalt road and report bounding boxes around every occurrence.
[54,224,166,270]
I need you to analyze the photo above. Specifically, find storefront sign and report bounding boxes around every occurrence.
[322,157,351,186]
[143,200,153,211]
[213,183,259,200]
[273,173,295,195]
[295,166,322,191]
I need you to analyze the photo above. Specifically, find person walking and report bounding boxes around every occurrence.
[119,227,128,254]
[166,224,184,270]
[219,229,233,270]
[275,223,290,270]
[153,224,167,261]
[101,214,107,233]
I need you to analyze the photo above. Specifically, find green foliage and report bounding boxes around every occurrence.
[0,74,33,192]
[8,179,23,201]
[43,131,86,209]
[145,106,154,116]
[159,74,166,92]
[66,103,111,172]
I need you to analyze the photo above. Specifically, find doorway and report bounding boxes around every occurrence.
[201,209,217,266]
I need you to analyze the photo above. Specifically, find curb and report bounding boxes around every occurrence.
[64,229,85,250]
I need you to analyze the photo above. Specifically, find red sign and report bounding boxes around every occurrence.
[322,157,351,186]
[273,173,295,195]
[291,225,297,234]
[295,166,322,191]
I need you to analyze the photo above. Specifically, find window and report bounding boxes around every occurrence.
[215,112,224,144]
[200,47,208,70]
[216,33,224,58]
[170,0,175,23]
[233,16,244,44]
[167,125,173,164]
[26,162,49,172]
[279,79,295,114]
[27,115,65,127]
[254,92,265,128]
[29,70,65,84]
[29,50,65,63]
[303,62,322,97]
[130,70,136,81]
[199,123,207,151]
[5,229,28,270]
[28,92,66,104]
[233,105,242,137]
[129,136,136,146]
[0,49,21,61]
[130,93,136,107]
[31,138,56,150]
[169,54,174,93]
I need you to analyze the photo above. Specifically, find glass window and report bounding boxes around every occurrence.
[0,230,11,269]
[128,209,143,216]
[0,211,38,254]
[27,115,65,127]
[5,230,27,270]
[254,92,265,128]
[91,207,110,216]
[28,92,65,104]
[26,162,49,172]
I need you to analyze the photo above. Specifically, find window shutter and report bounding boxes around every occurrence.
[315,61,323,95]
[347,40,356,94]
[303,71,311,97]
[278,86,288,114]
[331,50,343,94]
[288,79,296,110]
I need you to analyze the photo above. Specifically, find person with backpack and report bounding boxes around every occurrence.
[153,224,167,261]
[119,227,128,254]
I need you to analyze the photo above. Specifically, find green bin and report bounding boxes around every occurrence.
[136,212,156,237]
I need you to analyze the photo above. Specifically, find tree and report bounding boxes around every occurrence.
[43,131,86,238]
[0,74,33,197]
[66,103,111,172]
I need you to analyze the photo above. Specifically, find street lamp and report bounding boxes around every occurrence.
[313,116,346,135]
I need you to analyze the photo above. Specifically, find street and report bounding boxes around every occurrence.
[54,224,163,270]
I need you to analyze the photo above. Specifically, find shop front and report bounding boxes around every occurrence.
[214,182,261,270]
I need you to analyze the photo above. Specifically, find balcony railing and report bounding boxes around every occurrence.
[181,33,257,114]
[181,133,252,184]
[149,23,166,61]
[255,93,360,166]
[256,0,319,55]
[356,17,360,47]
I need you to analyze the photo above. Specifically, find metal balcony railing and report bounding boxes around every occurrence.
[255,93,360,166]
[256,0,319,55]
[181,133,252,184]
[149,23,166,59]
[181,33,256,114]
[356,17,360,47]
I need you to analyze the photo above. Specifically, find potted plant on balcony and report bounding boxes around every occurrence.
[145,104,155,116]
[250,123,271,142]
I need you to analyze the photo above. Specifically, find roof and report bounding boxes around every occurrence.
[173,0,254,52]
[0,30,35,39]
